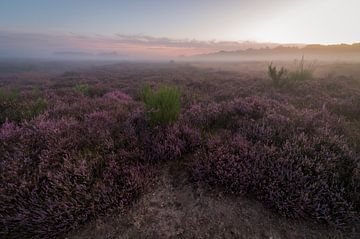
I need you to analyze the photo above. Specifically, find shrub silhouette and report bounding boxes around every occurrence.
[268,63,287,86]
[268,57,315,87]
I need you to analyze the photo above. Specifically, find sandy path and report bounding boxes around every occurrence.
[68,161,341,239]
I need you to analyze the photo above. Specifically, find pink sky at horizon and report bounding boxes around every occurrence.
[2,31,303,59]
[1,0,359,59]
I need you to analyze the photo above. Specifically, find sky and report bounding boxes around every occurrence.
[0,0,359,59]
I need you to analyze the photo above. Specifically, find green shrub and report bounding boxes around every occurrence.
[73,84,91,96]
[24,98,48,119]
[268,57,315,87]
[0,88,21,124]
[268,63,288,87]
[138,84,152,102]
[140,84,181,125]
[289,56,315,82]
[0,88,48,124]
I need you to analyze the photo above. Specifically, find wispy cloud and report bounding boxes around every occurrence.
[0,31,299,59]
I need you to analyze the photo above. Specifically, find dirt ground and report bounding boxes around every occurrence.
[67,160,345,239]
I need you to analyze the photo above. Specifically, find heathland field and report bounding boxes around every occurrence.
[1,61,359,238]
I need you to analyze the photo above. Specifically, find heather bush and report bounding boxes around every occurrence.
[189,97,359,229]
[0,100,151,238]
[1,62,359,237]
[0,87,201,237]
[185,96,269,131]
[46,91,135,121]
[139,84,181,125]
[331,96,360,121]
[140,123,201,162]
[128,109,201,162]
[191,132,358,228]
[104,90,133,102]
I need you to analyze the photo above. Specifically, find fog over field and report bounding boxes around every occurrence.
[1,1,359,238]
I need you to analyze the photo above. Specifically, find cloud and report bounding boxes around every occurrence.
[0,31,300,59]
[113,33,290,50]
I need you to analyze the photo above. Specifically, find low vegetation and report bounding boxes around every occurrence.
[0,62,359,237]
[268,57,315,87]
[0,88,48,124]
[73,83,107,97]
[268,63,288,86]
[0,88,20,123]
[189,97,358,228]
[289,56,315,82]
[73,83,91,96]
[139,84,181,125]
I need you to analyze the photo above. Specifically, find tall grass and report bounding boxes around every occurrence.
[139,84,181,125]
[268,56,315,87]
[289,56,315,82]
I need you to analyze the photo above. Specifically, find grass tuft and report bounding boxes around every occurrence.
[289,56,315,82]
[268,56,316,87]
[73,84,91,96]
[140,84,181,125]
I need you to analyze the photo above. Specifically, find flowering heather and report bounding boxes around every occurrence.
[0,95,151,238]
[0,86,202,237]
[1,62,360,237]
[104,90,133,102]
[0,88,48,124]
[140,123,201,162]
[127,108,201,162]
[189,97,359,229]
